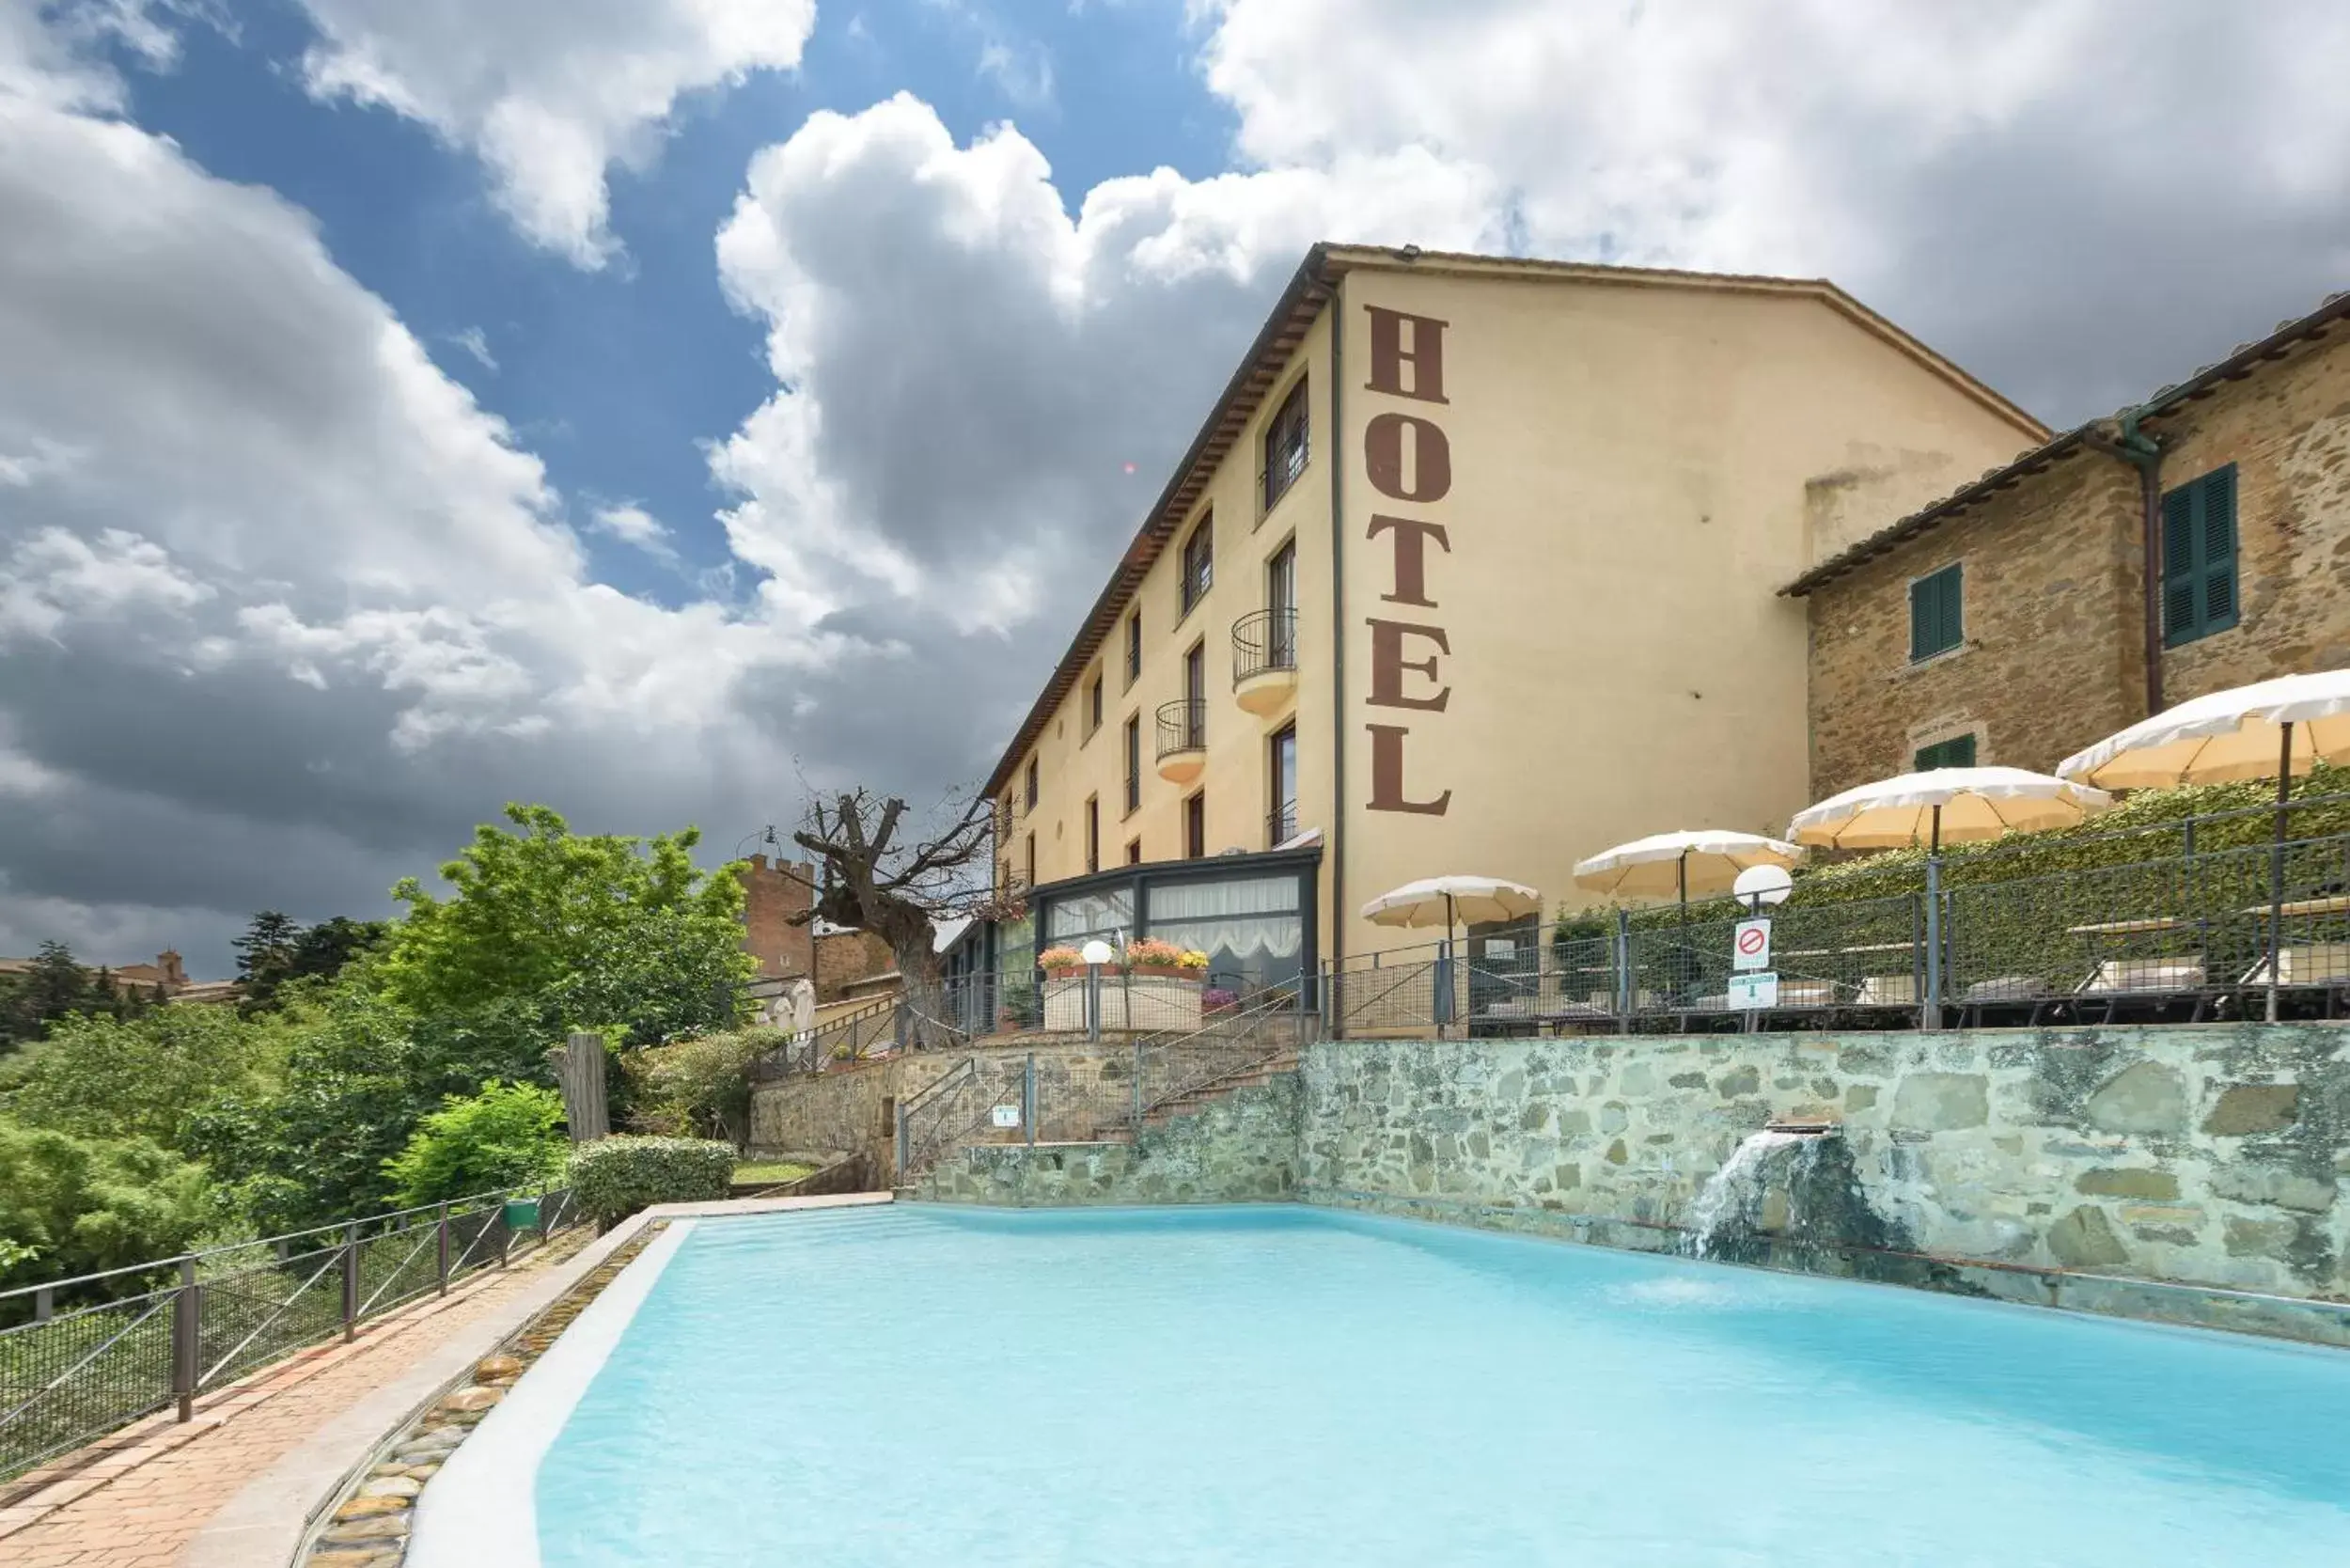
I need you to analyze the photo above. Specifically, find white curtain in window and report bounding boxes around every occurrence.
[1147,875,1303,959]
[1152,915,1302,960]
[1148,876,1299,920]
[1047,887,1133,942]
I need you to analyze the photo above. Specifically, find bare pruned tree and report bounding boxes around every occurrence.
[789,784,1005,1048]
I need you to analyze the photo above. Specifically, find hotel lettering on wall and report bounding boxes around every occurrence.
[1362,304,1452,815]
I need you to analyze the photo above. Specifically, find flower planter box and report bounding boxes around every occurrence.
[1041,972,1203,1032]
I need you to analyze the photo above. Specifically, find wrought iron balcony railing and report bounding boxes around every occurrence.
[1267,799,1298,847]
[1231,607,1298,686]
[1155,698,1206,760]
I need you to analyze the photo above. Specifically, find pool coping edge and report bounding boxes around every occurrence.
[181,1191,893,1568]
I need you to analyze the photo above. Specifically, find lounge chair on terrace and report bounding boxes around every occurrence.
[2076,956,2209,1023]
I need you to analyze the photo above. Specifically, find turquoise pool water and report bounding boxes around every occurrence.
[536,1205,2350,1566]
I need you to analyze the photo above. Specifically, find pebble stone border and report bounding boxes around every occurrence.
[297,1223,666,1568]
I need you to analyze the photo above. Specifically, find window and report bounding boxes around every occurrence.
[1124,612,1141,687]
[1126,838,1142,865]
[1044,885,1134,954]
[1908,563,1963,663]
[1085,796,1100,874]
[1183,792,1207,858]
[1268,725,1297,845]
[1024,756,1040,811]
[1122,715,1141,814]
[1179,642,1206,750]
[1085,672,1104,738]
[2162,464,2239,647]
[1915,734,1977,771]
[1180,516,1214,616]
[1261,377,1309,516]
[1266,539,1297,667]
[1024,832,1036,888]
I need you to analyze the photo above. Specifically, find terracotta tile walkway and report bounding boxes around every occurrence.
[0,1238,587,1568]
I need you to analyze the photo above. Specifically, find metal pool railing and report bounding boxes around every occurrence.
[0,1184,580,1485]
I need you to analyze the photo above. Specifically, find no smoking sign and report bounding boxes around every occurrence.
[1731,917,1772,972]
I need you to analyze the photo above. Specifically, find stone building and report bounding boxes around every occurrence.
[814,925,896,1003]
[1786,289,2350,797]
[985,242,2043,991]
[739,854,817,980]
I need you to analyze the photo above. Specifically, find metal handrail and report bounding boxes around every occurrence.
[1231,607,1297,684]
[1154,698,1205,760]
[0,1184,535,1307]
[2,1183,579,1483]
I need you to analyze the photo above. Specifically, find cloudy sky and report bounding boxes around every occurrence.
[4,0,2347,978]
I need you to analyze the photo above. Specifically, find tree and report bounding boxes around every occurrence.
[233,911,302,1001]
[792,787,999,1048]
[377,804,753,1044]
[3,1004,282,1150]
[234,911,387,1012]
[184,983,557,1232]
[290,917,387,983]
[0,1123,213,1304]
[382,1081,570,1208]
[0,941,108,1048]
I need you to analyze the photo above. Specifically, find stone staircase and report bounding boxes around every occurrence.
[1091,1046,1301,1141]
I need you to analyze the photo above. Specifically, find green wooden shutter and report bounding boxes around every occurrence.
[2161,464,2239,646]
[2160,486,2195,642]
[1908,564,1963,662]
[1915,734,1977,771]
[2201,467,2238,634]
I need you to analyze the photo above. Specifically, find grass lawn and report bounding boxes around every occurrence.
[731,1160,816,1185]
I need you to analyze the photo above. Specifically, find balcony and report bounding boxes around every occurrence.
[1154,698,1206,784]
[1266,799,1298,848]
[1231,607,1297,716]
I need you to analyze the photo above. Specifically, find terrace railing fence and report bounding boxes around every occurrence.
[1326,796,2350,1038]
[0,1184,580,1486]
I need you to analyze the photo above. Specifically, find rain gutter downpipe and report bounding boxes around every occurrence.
[1327,270,1347,1035]
[2084,413,2166,717]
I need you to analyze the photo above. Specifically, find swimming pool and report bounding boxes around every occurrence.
[413,1204,2350,1566]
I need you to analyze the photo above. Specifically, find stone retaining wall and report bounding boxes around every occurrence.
[1299,1025,2350,1304]
[914,1074,1301,1206]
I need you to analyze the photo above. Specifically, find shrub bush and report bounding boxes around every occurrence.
[620,1027,776,1145]
[383,1080,570,1208]
[567,1136,734,1225]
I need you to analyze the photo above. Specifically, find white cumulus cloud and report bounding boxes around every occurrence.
[292,0,818,266]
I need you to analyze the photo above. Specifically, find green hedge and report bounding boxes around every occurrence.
[1559,767,2350,941]
[567,1136,734,1226]
[1549,769,2350,1001]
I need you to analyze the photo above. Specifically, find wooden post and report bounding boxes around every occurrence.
[171,1257,198,1421]
[556,1031,610,1142]
[340,1223,359,1343]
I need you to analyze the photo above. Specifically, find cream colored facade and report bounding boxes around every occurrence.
[990,247,2044,968]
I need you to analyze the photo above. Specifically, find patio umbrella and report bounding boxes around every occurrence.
[2055,669,2350,789]
[1574,832,1803,1016]
[1362,876,1542,1038]
[2057,668,2350,1019]
[1573,829,1805,911]
[1790,767,2113,1024]
[1789,766,2114,854]
[1362,874,1543,931]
